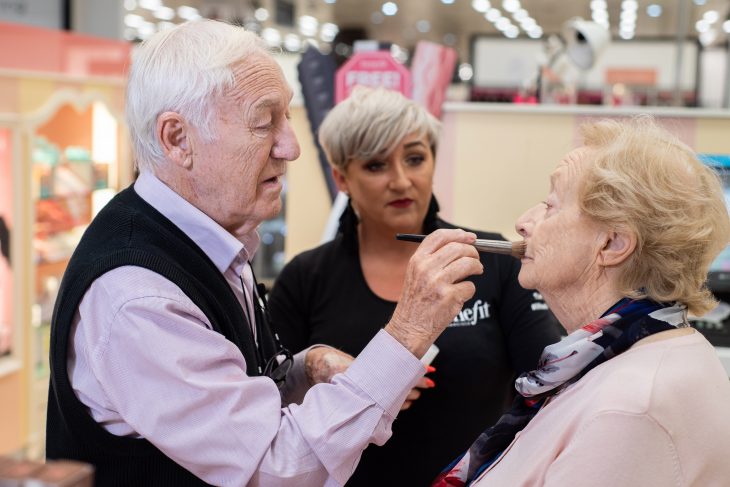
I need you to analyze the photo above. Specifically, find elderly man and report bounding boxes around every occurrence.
[45,20,482,487]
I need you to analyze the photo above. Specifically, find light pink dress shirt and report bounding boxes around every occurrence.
[67,172,424,486]
[471,331,730,486]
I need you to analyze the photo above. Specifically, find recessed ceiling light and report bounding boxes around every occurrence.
[646,4,662,17]
[382,2,398,16]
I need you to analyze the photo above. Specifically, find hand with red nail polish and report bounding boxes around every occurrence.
[400,375,436,411]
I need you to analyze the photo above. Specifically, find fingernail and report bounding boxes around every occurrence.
[425,378,436,388]
[426,366,436,373]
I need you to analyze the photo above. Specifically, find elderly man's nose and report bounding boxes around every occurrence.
[274,121,300,161]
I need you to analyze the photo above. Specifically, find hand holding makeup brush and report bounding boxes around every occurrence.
[384,229,484,360]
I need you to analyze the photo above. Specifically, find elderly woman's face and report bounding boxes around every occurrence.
[515,148,607,296]
[335,133,435,234]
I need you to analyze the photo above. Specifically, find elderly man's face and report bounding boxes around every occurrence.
[185,54,300,236]
[515,148,606,298]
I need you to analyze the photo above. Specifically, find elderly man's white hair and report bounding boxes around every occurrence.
[126,20,269,173]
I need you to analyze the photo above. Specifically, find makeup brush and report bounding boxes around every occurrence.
[396,233,527,259]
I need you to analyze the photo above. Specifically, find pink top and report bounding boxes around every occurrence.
[67,172,425,486]
[472,331,730,486]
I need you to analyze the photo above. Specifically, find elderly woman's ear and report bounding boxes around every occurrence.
[598,229,636,267]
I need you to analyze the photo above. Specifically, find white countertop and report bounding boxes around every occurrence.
[442,101,730,119]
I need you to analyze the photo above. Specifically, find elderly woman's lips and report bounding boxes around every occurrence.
[388,199,413,208]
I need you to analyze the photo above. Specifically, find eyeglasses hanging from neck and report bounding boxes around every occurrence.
[240,263,293,390]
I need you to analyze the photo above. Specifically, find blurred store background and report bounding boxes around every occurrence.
[2,0,730,465]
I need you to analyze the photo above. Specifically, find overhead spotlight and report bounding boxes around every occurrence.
[646,4,662,18]
[416,20,431,33]
[472,0,491,13]
[382,2,398,16]
[704,10,719,24]
[502,0,520,13]
[724,20,730,33]
[486,8,501,22]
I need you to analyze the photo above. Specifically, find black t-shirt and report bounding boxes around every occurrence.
[268,219,562,486]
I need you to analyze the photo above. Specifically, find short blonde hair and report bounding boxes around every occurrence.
[578,117,730,315]
[318,86,441,172]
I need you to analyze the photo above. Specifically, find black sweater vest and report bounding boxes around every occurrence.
[46,186,276,486]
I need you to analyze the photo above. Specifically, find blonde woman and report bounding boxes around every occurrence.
[434,117,730,486]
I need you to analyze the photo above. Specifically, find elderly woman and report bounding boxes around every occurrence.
[267,87,562,486]
[433,117,730,487]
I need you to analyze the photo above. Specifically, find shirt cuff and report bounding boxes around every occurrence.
[343,329,424,417]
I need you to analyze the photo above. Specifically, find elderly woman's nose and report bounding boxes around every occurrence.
[515,205,539,237]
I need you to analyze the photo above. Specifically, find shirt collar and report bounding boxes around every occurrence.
[134,171,259,275]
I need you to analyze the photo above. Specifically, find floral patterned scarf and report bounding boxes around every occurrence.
[432,298,686,487]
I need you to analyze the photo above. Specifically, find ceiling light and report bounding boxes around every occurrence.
[513,9,528,21]
[177,6,200,21]
[592,10,608,22]
[382,2,398,16]
[620,10,637,22]
[496,17,511,30]
[324,0,336,4]
[502,0,520,13]
[695,19,710,32]
[703,10,719,24]
[416,20,431,33]
[519,17,536,29]
[299,15,318,37]
[458,63,473,82]
[441,0,455,4]
[486,8,501,22]
[124,0,137,11]
[472,0,491,13]
[693,0,707,5]
[371,11,384,24]
[621,0,638,11]
[527,26,543,38]
[255,8,269,22]
[591,0,607,9]
[724,20,730,33]
[262,28,281,46]
[124,14,144,28]
[505,25,520,37]
[153,6,175,21]
[284,33,302,52]
[139,0,161,10]
[646,4,662,18]
[320,22,338,42]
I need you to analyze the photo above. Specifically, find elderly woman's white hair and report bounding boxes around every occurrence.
[126,20,269,172]
[579,116,730,315]
[318,86,441,172]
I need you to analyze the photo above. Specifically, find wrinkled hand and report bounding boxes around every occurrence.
[385,229,483,359]
[305,347,354,386]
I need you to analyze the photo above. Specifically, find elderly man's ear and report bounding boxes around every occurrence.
[598,229,637,267]
[157,112,193,168]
